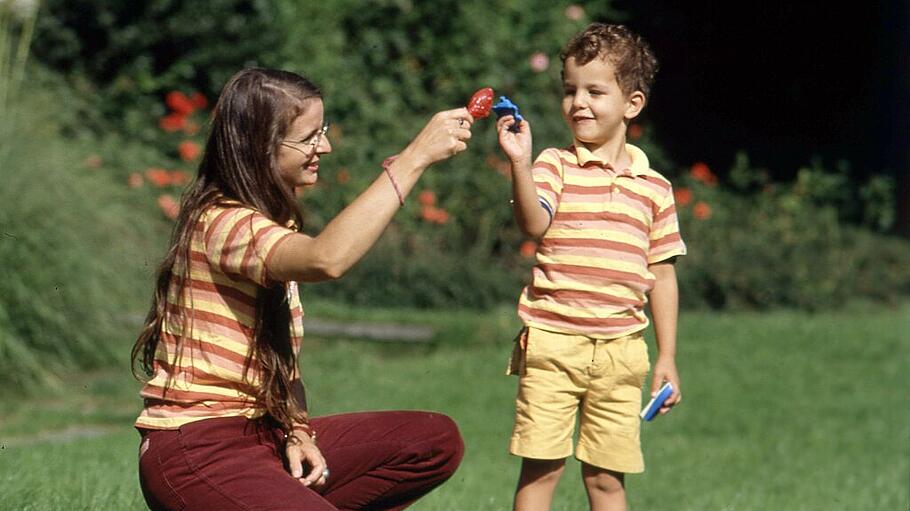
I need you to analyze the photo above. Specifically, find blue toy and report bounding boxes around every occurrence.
[492,96,524,132]
[640,382,673,422]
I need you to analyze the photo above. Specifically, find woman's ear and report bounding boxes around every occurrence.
[624,91,646,120]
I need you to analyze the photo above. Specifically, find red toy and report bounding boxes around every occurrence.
[467,87,494,119]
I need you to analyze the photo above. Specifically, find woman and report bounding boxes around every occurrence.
[131,68,474,510]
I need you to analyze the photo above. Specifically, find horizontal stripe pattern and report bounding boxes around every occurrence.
[519,144,686,338]
[137,206,301,430]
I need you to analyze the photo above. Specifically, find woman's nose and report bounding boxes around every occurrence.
[318,137,333,155]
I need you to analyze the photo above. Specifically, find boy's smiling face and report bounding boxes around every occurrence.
[561,56,644,151]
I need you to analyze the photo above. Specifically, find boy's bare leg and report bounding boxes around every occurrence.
[514,458,566,511]
[582,463,626,511]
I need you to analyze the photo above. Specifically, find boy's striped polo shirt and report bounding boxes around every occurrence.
[518,143,687,339]
[136,205,303,430]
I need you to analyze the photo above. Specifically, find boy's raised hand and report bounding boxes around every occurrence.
[496,115,532,167]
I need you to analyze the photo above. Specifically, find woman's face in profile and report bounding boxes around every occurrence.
[277,99,332,189]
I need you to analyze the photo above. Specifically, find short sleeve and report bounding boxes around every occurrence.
[648,185,687,264]
[203,208,296,285]
[532,149,565,216]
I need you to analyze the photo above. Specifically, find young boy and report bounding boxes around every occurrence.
[496,23,686,511]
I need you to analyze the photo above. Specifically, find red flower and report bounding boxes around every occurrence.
[189,92,208,109]
[178,141,201,161]
[157,194,180,220]
[673,187,692,207]
[693,201,712,220]
[166,91,195,115]
[690,162,717,186]
[336,168,350,184]
[421,206,449,224]
[127,172,144,189]
[520,240,537,258]
[159,113,187,133]
[418,190,436,207]
[169,170,190,186]
[145,168,172,187]
[628,124,643,140]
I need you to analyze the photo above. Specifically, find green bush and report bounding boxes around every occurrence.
[675,154,910,310]
[24,1,910,312]
[32,0,285,144]
[33,0,638,308]
[0,71,168,389]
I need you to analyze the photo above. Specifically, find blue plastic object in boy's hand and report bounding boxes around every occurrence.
[640,382,673,422]
[492,96,524,131]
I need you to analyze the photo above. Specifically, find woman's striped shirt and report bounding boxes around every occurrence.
[136,205,302,430]
[518,144,687,339]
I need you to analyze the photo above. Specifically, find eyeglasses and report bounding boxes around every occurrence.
[281,122,329,155]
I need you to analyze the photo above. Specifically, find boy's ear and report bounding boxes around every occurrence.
[624,91,646,120]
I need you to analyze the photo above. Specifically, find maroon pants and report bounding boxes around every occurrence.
[138,411,464,510]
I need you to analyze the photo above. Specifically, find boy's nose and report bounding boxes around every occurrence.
[572,93,588,109]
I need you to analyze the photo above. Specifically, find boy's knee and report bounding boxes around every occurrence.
[582,465,625,494]
[520,458,566,484]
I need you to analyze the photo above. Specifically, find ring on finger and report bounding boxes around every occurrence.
[322,468,330,480]
[458,118,465,127]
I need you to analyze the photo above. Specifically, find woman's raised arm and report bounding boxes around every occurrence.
[268,107,473,282]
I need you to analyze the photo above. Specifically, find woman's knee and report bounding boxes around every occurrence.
[412,412,465,474]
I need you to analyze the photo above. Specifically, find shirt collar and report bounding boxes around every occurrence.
[572,143,650,176]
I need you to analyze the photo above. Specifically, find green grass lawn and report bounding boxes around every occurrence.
[1,303,908,510]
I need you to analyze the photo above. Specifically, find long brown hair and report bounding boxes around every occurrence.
[131,68,321,433]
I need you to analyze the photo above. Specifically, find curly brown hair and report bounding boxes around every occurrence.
[561,23,659,98]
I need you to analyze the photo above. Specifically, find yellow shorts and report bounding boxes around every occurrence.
[508,327,650,473]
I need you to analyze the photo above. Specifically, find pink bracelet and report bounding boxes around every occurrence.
[381,155,405,206]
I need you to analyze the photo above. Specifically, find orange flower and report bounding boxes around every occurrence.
[421,205,449,224]
[189,92,208,109]
[328,124,343,145]
[520,240,537,258]
[690,162,717,186]
[127,172,144,189]
[159,113,186,133]
[84,154,102,169]
[693,201,712,220]
[485,154,511,177]
[628,124,643,140]
[157,194,180,220]
[418,189,436,207]
[169,170,190,186]
[166,91,195,115]
[178,141,201,161]
[673,187,692,207]
[565,4,585,21]
[145,168,172,187]
[183,120,200,136]
[336,168,350,184]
